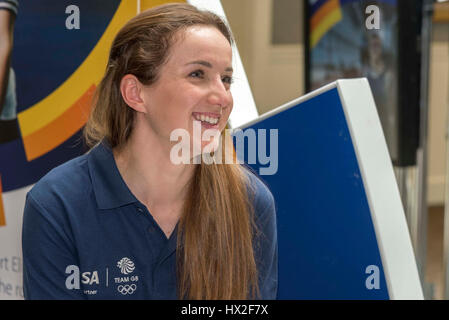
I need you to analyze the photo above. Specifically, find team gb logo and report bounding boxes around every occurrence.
[117,257,135,275]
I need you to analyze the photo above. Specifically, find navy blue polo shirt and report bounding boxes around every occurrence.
[22,141,278,299]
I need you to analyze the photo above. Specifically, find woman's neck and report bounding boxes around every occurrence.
[113,120,196,209]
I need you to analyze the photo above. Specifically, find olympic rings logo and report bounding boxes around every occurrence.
[117,284,137,295]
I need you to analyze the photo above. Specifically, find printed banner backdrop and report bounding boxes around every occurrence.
[0,0,137,300]
[234,79,423,299]
[306,0,402,164]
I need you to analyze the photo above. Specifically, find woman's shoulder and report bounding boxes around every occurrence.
[27,153,91,211]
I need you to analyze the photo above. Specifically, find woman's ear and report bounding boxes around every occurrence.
[120,74,147,113]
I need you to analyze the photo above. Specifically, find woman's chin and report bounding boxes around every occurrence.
[188,139,220,160]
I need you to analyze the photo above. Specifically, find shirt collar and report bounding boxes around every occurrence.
[87,140,138,210]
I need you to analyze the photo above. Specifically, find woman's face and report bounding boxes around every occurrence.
[140,25,233,158]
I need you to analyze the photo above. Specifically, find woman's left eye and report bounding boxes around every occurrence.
[222,75,234,85]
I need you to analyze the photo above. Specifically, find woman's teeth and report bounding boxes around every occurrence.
[194,114,219,125]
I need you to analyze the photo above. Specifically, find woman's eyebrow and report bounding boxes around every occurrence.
[185,60,233,72]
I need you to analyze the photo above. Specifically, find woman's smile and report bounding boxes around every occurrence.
[192,111,221,128]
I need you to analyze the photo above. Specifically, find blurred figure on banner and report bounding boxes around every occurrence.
[0,0,18,142]
[360,29,398,156]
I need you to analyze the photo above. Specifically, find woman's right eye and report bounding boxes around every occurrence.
[189,70,204,78]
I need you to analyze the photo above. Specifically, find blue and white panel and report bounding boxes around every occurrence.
[234,78,422,299]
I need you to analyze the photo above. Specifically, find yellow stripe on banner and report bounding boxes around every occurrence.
[18,1,137,138]
[22,85,96,161]
[140,0,186,11]
[0,176,5,227]
[310,8,342,48]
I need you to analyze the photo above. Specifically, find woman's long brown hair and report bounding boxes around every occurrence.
[83,3,260,299]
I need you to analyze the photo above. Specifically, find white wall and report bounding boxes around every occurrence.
[428,23,449,205]
[222,0,303,115]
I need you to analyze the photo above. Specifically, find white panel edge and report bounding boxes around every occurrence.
[336,78,424,300]
[235,81,338,130]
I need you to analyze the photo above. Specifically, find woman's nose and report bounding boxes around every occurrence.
[207,78,232,108]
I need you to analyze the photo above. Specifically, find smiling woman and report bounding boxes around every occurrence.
[117,24,234,157]
[22,3,277,300]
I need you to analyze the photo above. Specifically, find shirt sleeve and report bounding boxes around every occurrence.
[255,196,278,300]
[0,0,18,16]
[22,192,85,300]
